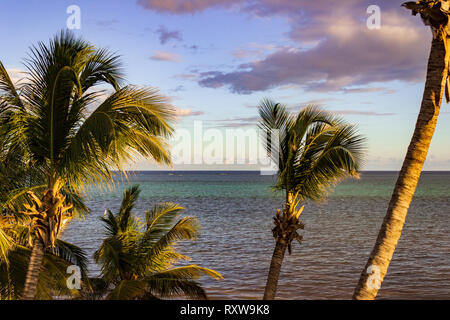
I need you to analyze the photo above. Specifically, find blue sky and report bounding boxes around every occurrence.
[1,0,449,170]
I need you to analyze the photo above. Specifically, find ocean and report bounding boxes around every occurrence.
[62,171,450,300]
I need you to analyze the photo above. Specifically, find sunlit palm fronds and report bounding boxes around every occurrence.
[402,1,449,28]
[258,101,365,200]
[62,86,175,191]
[1,29,175,205]
[0,217,88,300]
[258,98,291,171]
[0,228,12,264]
[145,216,199,269]
[259,99,366,299]
[0,241,89,300]
[1,31,176,299]
[91,185,222,300]
[52,239,89,277]
[104,279,147,300]
[0,61,23,109]
[145,266,222,300]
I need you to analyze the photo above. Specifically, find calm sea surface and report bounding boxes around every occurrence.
[62,171,450,300]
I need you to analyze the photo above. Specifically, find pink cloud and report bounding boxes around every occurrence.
[140,1,431,93]
[137,0,242,14]
[198,6,430,93]
[175,108,205,117]
[150,50,183,62]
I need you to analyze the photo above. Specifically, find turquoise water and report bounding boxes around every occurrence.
[63,171,450,299]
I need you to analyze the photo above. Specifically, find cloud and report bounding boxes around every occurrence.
[328,110,396,116]
[137,1,404,17]
[305,98,339,106]
[156,25,183,44]
[140,0,431,94]
[6,68,27,85]
[173,73,198,80]
[150,51,183,62]
[209,116,259,128]
[175,108,205,117]
[342,87,396,94]
[137,0,242,14]
[287,103,396,117]
[232,43,277,60]
[198,11,429,93]
[171,85,186,92]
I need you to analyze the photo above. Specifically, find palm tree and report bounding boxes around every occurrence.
[353,1,450,300]
[87,185,222,300]
[0,219,89,300]
[0,31,175,300]
[259,99,365,300]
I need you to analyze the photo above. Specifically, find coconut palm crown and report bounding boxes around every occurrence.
[0,30,175,299]
[88,185,222,300]
[259,99,365,300]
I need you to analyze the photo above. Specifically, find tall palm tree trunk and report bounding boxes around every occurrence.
[263,239,288,300]
[353,35,448,300]
[22,239,44,300]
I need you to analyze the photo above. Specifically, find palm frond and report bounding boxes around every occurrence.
[146,217,200,264]
[52,239,89,276]
[0,228,13,264]
[118,185,141,232]
[79,47,123,91]
[151,265,223,280]
[0,61,23,108]
[258,98,291,171]
[149,278,207,299]
[146,266,222,299]
[105,280,147,300]
[0,185,45,216]
[62,86,175,192]
[93,186,220,300]
[287,112,366,201]
[145,202,185,233]
[100,210,119,237]
[0,244,85,300]
[94,233,140,282]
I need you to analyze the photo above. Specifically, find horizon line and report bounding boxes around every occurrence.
[118,170,450,173]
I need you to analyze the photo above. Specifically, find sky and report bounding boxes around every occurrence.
[1,0,449,171]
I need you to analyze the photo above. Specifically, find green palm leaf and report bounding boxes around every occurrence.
[146,217,199,266]
[0,228,12,264]
[145,266,222,299]
[93,186,222,300]
[105,280,147,300]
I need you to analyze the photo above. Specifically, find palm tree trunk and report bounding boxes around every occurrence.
[22,239,44,300]
[263,239,288,300]
[353,35,449,300]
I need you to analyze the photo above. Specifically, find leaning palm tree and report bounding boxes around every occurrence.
[88,185,222,300]
[353,1,450,299]
[259,99,365,300]
[0,31,175,300]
